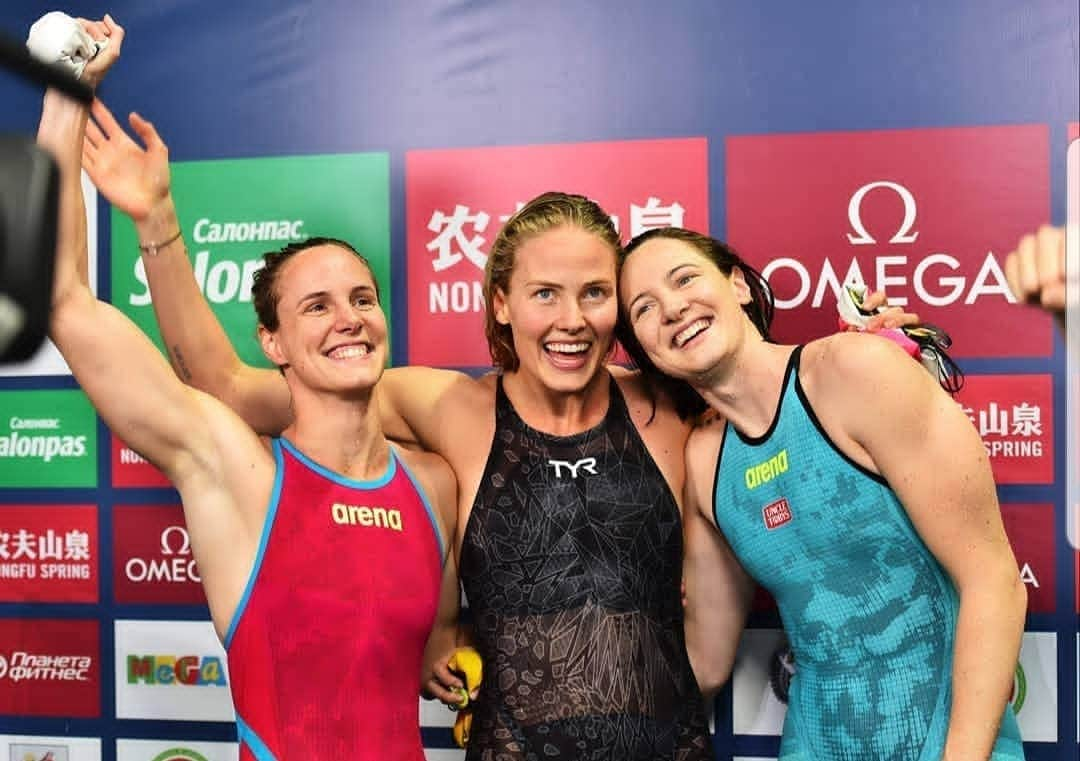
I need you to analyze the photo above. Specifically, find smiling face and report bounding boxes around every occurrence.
[492,224,618,394]
[258,244,388,395]
[619,236,755,382]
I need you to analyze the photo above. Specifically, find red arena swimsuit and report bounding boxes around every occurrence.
[225,438,445,760]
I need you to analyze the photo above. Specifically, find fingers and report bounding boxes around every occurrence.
[90,99,123,138]
[424,675,466,707]
[102,14,126,53]
[432,660,464,692]
[84,116,107,149]
[1016,232,1041,303]
[1035,225,1066,304]
[1004,226,1065,307]
[81,141,96,172]
[861,289,888,311]
[865,306,920,331]
[76,18,108,41]
[129,112,166,153]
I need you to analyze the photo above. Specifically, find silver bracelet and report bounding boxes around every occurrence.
[138,229,182,257]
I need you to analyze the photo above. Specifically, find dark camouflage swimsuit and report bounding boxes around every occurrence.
[459,375,712,760]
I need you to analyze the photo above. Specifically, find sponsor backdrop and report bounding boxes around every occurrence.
[0,1,1076,759]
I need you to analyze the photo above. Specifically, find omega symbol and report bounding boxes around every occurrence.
[847,180,919,246]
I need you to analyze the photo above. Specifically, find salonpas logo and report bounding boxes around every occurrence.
[0,390,97,487]
[150,749,211,761]
[112,153,392,368]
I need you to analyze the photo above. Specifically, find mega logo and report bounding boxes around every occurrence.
[114,620,234,721]
[0,619,100,717]
[126,654,227,687]
[112,434,172,488]
[0,392,97,487]
[406,138,708,366]
[0,505,98,603]
[727,126,1052,357]
[999,504,1054,613]
[114,506,206,605]
[953,374,1053,484]
[111,154,391,369]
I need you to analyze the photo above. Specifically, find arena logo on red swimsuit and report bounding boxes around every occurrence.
[953,374,1053,484]
[727,126,1052,357]
[406,138,709,367]
[999,504,1055,613]
[0,619,100,717]
[0,505,97,603]
[113,506,206,605]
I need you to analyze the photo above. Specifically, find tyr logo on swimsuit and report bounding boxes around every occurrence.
[547,457,598,479]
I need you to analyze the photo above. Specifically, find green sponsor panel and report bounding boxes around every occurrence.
[112,153,391,368]
[0,390,98,487]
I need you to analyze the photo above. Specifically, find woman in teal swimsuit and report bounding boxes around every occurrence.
[617,227,1027,761]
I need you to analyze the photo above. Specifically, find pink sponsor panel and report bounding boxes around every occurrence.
[0,505,98,603]
[727,126,1052,357]
[406,138,709,366]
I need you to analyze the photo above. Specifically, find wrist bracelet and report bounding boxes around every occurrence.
[138,229,183,257]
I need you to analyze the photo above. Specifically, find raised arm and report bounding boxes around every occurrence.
[682,419,755,700]
[40,21,223,483]
[813,333,1026,761]
[79,98,294,435]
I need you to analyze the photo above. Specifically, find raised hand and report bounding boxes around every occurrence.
[77,14,124,88]
[82,99,171,223]
[861,290,921,331]
[1004,225,1066,315]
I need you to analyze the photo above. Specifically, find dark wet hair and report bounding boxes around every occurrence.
[251,236,379,331]
[616,227,775,420]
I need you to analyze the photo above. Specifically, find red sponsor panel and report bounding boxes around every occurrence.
[0,505,98,602]
[0,619,100,717]
[954,374,1053,484]
[113,505,206,605]
[999,503,1055,613]
[727,126,1052,357]
[406,138,709,366]
[112,434,172,488]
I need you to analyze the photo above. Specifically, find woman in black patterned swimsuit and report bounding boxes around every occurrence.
[460,373,706,758]
[385,192,718,760]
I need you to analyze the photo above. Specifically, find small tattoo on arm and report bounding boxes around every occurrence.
[171,346,193,382]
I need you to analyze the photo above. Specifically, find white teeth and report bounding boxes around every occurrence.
[546,342,590,354]
[674,319,709,347]
[329,344,370,359]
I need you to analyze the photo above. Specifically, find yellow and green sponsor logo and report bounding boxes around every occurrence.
[112,153,391,368]
[745,449,789,490]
